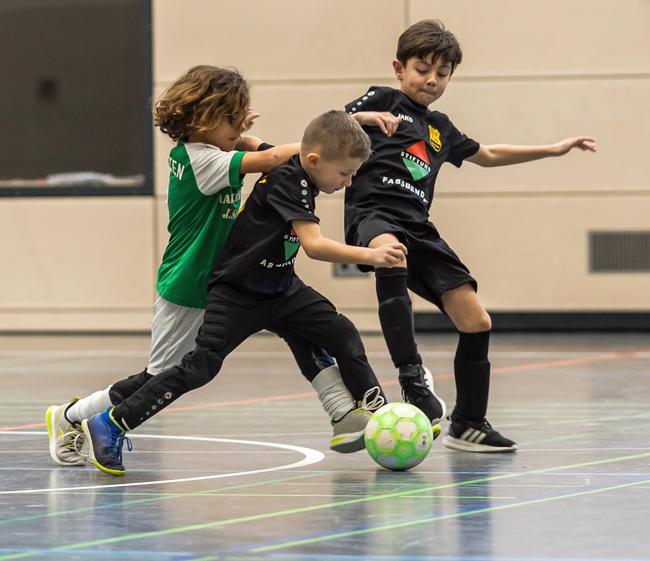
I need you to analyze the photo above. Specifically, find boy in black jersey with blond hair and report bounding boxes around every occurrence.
[345,20,596,452]
[81,111,407,476]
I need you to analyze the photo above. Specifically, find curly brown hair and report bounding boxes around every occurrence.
[154,65,250,141]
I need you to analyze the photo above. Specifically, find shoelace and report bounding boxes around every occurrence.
[114,434,133,463]
[61,429,82,451]
[73,432,89,460]
[358,386,385,412]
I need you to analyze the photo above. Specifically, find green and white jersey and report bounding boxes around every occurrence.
[156,141,245,308]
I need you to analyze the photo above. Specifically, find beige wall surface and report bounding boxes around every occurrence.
[1,0,648,331]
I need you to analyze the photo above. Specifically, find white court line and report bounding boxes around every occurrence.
[0,350,645,359]
[0,431,324,495]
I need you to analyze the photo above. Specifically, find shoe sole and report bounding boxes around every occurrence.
[330,430,366,454]
[46,406,85,467]
[81,419,126,476]
[442,435,518,453]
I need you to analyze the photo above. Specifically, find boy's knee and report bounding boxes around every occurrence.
[457,311,492,333]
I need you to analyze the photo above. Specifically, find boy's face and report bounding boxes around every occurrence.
[302,152,365,194]
[192,119,241,151]
[393,54,452,107]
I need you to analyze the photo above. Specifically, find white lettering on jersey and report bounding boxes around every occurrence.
[218,191,241,204]
[398,113,413,123]
[381,176,429,205]
[168,156,185,181]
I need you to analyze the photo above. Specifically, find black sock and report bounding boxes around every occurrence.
[375,267,420,368]
[453,330,491,422]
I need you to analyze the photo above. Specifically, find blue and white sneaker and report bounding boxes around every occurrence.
[81,407,132,476]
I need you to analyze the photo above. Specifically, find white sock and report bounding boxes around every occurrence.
[66,386,113,424]
[311,365,356,422]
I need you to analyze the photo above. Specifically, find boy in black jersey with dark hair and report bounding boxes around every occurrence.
[346,19,597,452]
[81,110,407,476]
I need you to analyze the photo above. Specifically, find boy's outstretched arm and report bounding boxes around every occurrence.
[466,136,597,167]
[292,220,407,268]
[239,143,301,174]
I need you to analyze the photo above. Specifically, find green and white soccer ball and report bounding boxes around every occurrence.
[364,402,434,471]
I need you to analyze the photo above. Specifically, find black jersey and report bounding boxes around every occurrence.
[344,86,479,228]
[209,155,319,297]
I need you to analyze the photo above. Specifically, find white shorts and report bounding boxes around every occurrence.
[147,294,205,375]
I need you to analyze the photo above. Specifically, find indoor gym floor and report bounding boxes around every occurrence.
[1,332,649,561]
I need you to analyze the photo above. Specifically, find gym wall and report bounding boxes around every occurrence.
[0,0,648,331]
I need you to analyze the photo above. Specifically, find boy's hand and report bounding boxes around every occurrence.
[353,111,400,136]
[235,134,263,151]
[369,242,408,267]
[554,136,597,155]
[242,110,261,132]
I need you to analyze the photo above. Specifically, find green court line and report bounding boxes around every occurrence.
[252,477,650,552]
[1,451,648,561]
[0,471,325,528]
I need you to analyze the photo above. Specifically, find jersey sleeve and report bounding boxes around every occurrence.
[446,123,480,168]
[345,86,393,114]
[265,180,320,225]
[185,144,246,195]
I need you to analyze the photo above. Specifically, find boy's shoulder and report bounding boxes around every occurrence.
[262,155,308,189]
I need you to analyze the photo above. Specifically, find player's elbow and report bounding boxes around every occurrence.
[301,242,318,259]
[258,152,281,173]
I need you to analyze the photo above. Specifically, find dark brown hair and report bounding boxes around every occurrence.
[154,65,250,141]
[396,19,462,72]
[302,110,371,161]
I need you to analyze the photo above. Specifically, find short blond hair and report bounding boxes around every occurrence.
[302,110,371,161]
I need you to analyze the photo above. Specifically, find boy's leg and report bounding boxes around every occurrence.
[48,297,203,466]
[278,331,357,421]
[278,330,372,453]
[370,233,446,425]
[441,284,516,453]
[273,283,387,452]
[83,291,264,475]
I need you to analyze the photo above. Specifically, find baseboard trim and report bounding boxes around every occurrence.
[414,311,650,332]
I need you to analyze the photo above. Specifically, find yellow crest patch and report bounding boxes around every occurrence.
[428,125,442,152]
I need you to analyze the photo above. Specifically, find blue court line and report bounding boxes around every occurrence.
[262,555,650,561]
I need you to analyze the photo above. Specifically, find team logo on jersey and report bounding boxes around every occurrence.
[428,125,442,152]
[258,176,268,184]
[283,228,301,260]
[400,140,431,181]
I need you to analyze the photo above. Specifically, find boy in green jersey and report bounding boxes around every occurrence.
[46,67,369,466]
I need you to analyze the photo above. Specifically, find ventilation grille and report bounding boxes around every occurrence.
[589,231,650,272]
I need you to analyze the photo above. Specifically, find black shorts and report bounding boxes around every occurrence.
[349,215,477,311]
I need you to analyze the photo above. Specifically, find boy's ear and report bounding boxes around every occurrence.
[305,152,320,166]
[392,59,404,81]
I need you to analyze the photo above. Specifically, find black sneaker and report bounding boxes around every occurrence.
[398,364,446,425]
[443,416,517,453]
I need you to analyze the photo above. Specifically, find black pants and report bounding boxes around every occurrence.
[113,279,384,430]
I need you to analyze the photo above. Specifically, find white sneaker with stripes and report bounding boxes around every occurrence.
[442,417,517,453]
